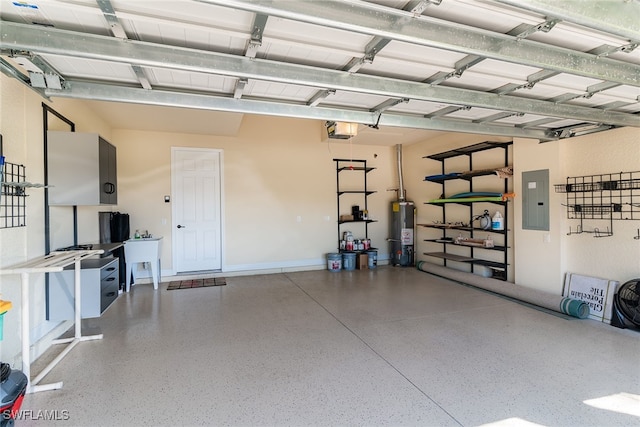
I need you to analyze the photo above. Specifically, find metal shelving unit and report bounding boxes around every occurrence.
[334,158,376,249]
[419,141,512,280]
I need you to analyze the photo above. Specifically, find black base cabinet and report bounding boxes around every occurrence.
[47,257,119,320]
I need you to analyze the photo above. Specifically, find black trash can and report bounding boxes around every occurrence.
[1,363,28,427]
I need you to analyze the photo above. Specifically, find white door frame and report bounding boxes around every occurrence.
[171,147,225,275]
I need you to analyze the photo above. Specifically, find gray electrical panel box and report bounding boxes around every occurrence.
[522,169,549,230]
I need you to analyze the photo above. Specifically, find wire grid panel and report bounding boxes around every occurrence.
[555,171,639,221]
[0,162,27,228]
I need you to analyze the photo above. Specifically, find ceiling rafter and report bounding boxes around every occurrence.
[473,111,524,124]
[0,57,48,98]
[196,0,640,87]
[341,0,443,73]
[96,0,151,90]
[424,105,471,118]
[516,117,560,129]
[511,18,561,40]
[245,13,268,59]
[44,80,557,140]
[307,89,336,107]
[333,0,443,106]
[494,0,640,42]
[425,55,484,85]
[2,22,637,128]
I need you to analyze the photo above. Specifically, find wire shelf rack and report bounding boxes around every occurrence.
[0,161,27,228]
[555,171,639,221]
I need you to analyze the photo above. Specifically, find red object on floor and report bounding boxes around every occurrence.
[1,364,28,425]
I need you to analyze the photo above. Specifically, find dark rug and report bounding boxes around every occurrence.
[166,277,227,290]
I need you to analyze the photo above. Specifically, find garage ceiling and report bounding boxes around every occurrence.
[1,0,639,143]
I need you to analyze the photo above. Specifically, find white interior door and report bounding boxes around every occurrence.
[172,148,222,273]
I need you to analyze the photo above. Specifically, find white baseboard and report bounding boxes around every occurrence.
[132,254,391,283]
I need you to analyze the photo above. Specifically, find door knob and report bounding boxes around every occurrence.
[177,224,186,228]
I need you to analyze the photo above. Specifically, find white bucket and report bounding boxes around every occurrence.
[327,253,342,272]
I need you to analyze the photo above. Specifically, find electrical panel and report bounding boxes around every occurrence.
[522,169,549,231]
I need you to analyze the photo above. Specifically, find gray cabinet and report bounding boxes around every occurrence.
[47,257,119,320]
[47,131,117,205]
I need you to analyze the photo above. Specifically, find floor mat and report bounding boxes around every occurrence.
[166,277,226,290]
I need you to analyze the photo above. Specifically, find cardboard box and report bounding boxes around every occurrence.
[339,214,354,221]
[356,253,368,270]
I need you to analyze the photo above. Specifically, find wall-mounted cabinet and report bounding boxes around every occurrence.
[47,131,117,205]
[419,141,512,280]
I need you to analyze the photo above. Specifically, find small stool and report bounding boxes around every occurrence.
[124,237,162,292]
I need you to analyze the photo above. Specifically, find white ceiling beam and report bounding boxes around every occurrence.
[196,0,640,87]
[44,80,557,141]
[494,0,640,42]
[2,22,637,128]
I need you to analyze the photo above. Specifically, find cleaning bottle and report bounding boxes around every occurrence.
[492,211,504,230]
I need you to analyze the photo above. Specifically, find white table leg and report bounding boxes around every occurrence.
[29,258,103,393]
[20,272,31,385]
[126,263,132,292]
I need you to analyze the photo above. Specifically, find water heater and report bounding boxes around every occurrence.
[389,144,415,267]
[390,201,415,266]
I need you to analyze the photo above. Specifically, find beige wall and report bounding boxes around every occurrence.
[512,138,564,293]
[558,127,640,284]
[113,118,396,274]
[0,75,110,365]
[514,128,640,292]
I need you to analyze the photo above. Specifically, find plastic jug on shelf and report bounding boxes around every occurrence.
[492,211,504,230]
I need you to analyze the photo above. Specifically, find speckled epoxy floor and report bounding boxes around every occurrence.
[21,266,640,426]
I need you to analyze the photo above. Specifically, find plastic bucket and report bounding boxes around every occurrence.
[366,250,378,269]
[342,252,356,271]
[327,253,342,272]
